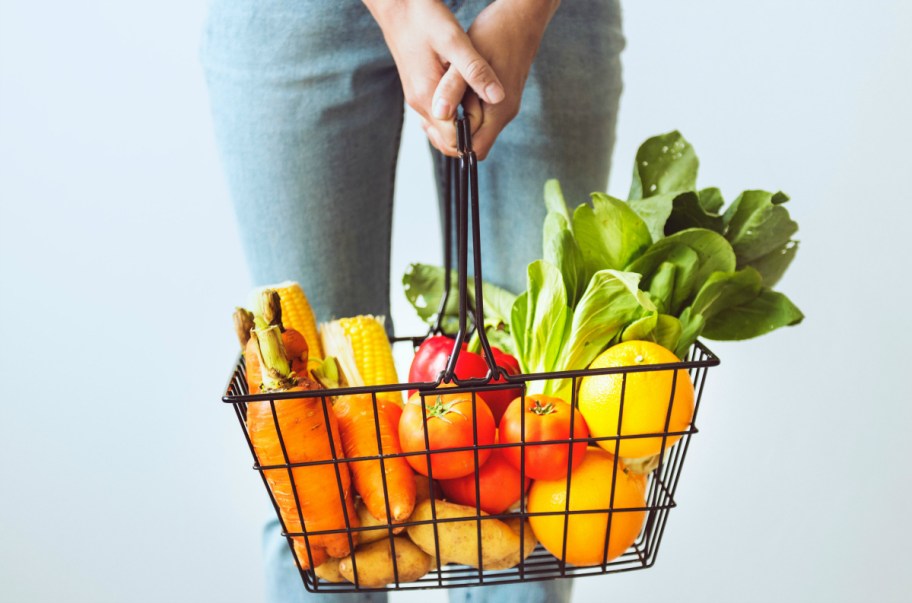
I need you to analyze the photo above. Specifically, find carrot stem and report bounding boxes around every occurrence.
[251,326,296,391]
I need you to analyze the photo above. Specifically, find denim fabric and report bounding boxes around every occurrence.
[202,1,623,601]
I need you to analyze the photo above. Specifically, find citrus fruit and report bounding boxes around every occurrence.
[528,447,647,566]
[577,340,695,459]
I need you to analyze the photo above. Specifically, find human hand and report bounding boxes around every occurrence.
[363,0,506,155]
[432,0,560,159]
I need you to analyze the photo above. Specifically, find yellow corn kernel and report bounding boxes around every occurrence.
[322,315,402,406]
[267,281,323,361]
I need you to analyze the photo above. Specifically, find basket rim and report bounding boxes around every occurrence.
[222,339,719,403]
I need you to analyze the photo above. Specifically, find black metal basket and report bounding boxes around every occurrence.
[222,116,720,593]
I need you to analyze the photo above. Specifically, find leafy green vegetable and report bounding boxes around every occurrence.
[510,260,571,375]
[573,193,651,275]
[402,262,516,338]
[628,193,675,243]
[626,229,736,315]
[629,131,699,200]
[543,210,587,308]
[701,289,804,340]
[621,313,683,352]
[404,130,804,375]
[698,187,725,214]
[665,191,724,235]
[723,190,799,286]
[541,269,654,395]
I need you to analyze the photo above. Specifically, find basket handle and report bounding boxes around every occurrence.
[428,113,509,386]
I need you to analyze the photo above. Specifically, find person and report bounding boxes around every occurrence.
[201,0,624,601]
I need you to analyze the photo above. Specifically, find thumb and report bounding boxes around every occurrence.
[436,32,505,105]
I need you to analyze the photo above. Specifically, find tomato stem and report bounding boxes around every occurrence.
[425,394,467,425]
[528,399,556,415]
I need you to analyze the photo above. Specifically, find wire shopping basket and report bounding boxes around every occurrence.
[222,116,720,593]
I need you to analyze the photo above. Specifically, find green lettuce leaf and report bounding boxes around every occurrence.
[545,270,655,394]
[665,191,724,235]
[702,289,804,340]
[629,131,699,200]
[621,313,683,353]
[626,228,737,315]
[723,190,799,286]
[402,263,517,335]
[510,260,571,375]
[573,193,651,275]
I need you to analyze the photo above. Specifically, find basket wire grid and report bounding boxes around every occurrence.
[222,116,720,593]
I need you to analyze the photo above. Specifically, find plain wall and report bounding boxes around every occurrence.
[1,0,909,601]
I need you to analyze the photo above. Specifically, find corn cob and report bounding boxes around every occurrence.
[320,315,402,406]
[253,281,323,361]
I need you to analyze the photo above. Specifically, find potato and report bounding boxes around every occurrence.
[338,537,433,587]
[355,498,401,544]
[313,559,346,583]
[406,499,536,570]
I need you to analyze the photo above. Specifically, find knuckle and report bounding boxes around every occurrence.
[464,57,491,84]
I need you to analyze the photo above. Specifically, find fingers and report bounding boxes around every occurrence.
[431,65,466,121]
[434,30,505,105]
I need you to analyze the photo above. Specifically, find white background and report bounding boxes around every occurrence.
[2,1,910,601]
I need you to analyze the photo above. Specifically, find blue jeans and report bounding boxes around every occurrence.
[202,0,623,600]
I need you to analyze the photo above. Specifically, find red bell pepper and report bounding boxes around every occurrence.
[408,335,522,423]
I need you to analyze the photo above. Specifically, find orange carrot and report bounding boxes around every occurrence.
[247,326,359,568]
[333,394,416,525]
[234,291,309,394]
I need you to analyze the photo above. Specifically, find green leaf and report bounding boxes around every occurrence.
[675,307,706,358]
[547,270,655,394]
[702,289,804,340]
[573,193,652,275]
[665,191,724,235]
[402,263,516,333]
[723,190,799,286]
[626,229,736,315]
[628,193,676,243]
[544,179,572,224]
[698,187,725,214]
[510,260,571,376]
[691,267,764,321]
[629,131,699,200]
[621,313,683,354]
[543,211,587,308]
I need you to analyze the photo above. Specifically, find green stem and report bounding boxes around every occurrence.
[252,325,297,392]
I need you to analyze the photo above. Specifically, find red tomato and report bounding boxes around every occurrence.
[499,395,590,480]
[439,434,531,515]
[407,336,522,424]
[399,390,496,479]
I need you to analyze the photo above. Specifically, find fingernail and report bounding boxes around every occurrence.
[485,83,505,104]
[432,99,451,120]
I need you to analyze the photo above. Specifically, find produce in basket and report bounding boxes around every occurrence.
[321,315,403,406]
[399,390,496,479]
[403,132,804,391]
[498,394,590,480]
[578,340,695,459]
[528,447,646,566]
[246,325,358,569]
[438,432,530,515]
[338,537,433,587]
[333,393,417,525]
[407,335,521,422]
[406,499,537,570]
[233,291,309,394]
[253,281,323,362]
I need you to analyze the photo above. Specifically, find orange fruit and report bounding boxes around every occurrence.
[528,447,647,566]
[577,340,695,459]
